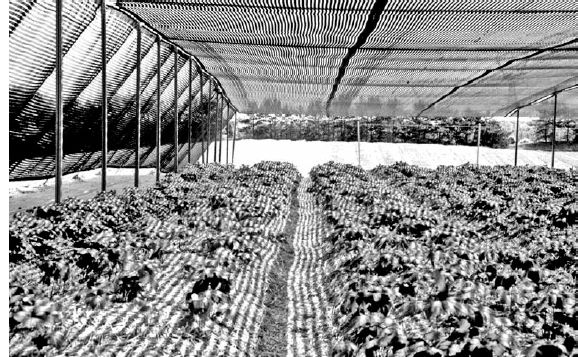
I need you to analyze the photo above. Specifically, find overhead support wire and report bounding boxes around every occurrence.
[325,0,387,116]
[505,84,578,117]
[162,39,577,53]
[418,37,578,117]
[124,3,578,14]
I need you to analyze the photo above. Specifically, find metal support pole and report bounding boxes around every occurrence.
[514,109,519,167]
[173,47,179,173]
[232,111,237,164]
[134,22,142,187]
[357,119,361,167]
[552,93,558,168]
[55,0,63,203]
[218,95,223,163]
[226,103,230,165]
[476,122,481,167]
[188,59,192,164]
[207,81,213,164]
[155,36,161,182]
[214,92,219,163]
[200,74,205,164]
[101,0,108,192]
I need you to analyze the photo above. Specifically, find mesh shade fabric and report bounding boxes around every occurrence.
[10,1,577,179]
[119,0,577,117]
[9,1,229,180]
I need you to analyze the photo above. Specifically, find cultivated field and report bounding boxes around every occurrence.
[9,160,577,357]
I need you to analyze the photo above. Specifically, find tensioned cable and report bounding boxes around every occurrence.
[417,37,578,117]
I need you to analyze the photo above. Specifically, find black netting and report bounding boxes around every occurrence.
[10,1,577,179]
[119,0,577,117]
[9,2,234,180]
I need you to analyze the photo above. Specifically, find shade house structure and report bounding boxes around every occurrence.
[9,0,578,198]
[7,3,578,356]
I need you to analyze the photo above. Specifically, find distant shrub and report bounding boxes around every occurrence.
[481,120,510,148]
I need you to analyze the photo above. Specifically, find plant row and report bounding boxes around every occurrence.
[309,162,576,357]
[9,161,301,356]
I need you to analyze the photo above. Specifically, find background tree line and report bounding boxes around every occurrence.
[238,115,512,148]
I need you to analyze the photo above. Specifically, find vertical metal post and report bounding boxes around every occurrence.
[134,22,142,187]
[226,102,230,165]
[207,80,213,164]
[173,47,179,173]
[552,93,558,168]
[218,95,223,163]
[55,0,63,203]
[155,36,161,182]
[101,0,108,192]
[357,119,361,167]
[476,122,481,167]
[232,111,237,164]
[200,73,205,164]
[514,109,519,167]
[188,59,192,164]
[214,92,219,163]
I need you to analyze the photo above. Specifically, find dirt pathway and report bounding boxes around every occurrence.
[254,183,300,356]
[286,179,333,357]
